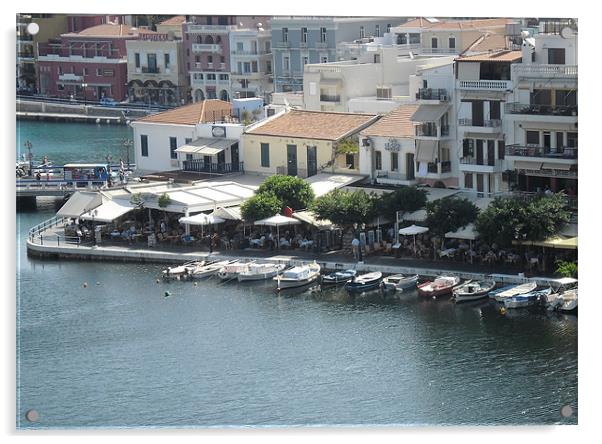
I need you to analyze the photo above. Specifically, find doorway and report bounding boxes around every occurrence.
[307,145,317,177]
[287,144,297,176]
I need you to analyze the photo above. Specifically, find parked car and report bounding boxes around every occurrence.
[99,97,117,107]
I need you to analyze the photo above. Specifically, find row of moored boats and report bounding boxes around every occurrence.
[161,260,577,312]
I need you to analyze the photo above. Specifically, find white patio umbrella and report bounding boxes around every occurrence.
[179,213,226,236]
[254,214,301,249]
[399,224,430,256]
[445,223,479,263]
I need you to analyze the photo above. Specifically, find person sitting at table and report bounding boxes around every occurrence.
[279,237,290,249]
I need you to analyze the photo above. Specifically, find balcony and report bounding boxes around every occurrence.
[186,24,235,33]
[274,41,290,48]
[416,88,449,101]
[299,41,309,49]
[375,171,416,185]
[141,66,160,74]
[320,94,340,103]
[504,102,578,117]
[512,64,577,79]
[182,160,244,174]
[458,118,502,128]
[420,48,460,55]
[457,79,512,91]
[315,41,329,49]
[192,43,222,54]
[38,43,123,60]
[459,156,503,173]
[230,71,262,80]
[505,144,578,159]
[415,124,449,138]
[441,161,452,173]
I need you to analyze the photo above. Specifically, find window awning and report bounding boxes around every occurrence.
[175,137,236,155]
[463,132,504,140]
[514,161,543,170]
[57,191,103,218]
[542,162,572,170]
[80,199,135,223]
[411,104,449,122]
[416,140,438,162]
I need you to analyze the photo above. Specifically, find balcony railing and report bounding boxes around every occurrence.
[441,161,452,173]
[186,24,235,33]
[141,66,160,74]
[274,41,290,48]
[427,163,438,174]
[192,43,222,53]
[182,160,244,174]
[320,94,340,102]
[420,47,460,55]
[512,64,577,78]
[460,157,500,167]
[506,144,578,159]
[416,88,448,101]
[458,118,502,128]
[38,43,123,60]
[415,124,448,137]
[504,102,578,116]
[458,79,512,91]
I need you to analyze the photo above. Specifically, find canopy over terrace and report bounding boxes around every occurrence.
[513,236,578,250]
[174,137,237,156]
[254,215,301,248]
[399,224,430,256]
[292,210,333,230]
[57,191,103,218]
[80,198,135,223]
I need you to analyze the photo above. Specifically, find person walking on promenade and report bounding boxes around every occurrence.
[351,237,360,260]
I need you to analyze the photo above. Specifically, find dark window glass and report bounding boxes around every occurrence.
[260,143,270,167]
[375,151,382,170]
[391,152,399,171]
[526,131,540,145]
[141,135,148,157]
[548,48,566,65]
[169,137,177,159]
[490,101,501,120]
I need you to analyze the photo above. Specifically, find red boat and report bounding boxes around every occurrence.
[418,276,463,298]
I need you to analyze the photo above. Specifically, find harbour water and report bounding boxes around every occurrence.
[16,122,578,427]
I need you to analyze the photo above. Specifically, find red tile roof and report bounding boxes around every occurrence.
[246,109,378,141]
[360,104,420,138]
[136,100,233,125]
[159,16,186,25]
[62,23,158,38]
[398,17,514,31]
[456,50,522,62]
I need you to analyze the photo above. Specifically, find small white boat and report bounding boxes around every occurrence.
[346,271,383,293]
[189,260,235,279]
[274,262,321,290]
[418,276,462,298]
[493,281,537,302]
[321,269,357,286]
[162,260,205,280]
[453,280,496,303]
[504,287,551,309]
[381,274,419,292]
[238,263,286,282]
[217,261,255,281]
[546,286,578,313]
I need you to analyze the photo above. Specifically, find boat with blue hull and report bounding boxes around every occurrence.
[345,272,383,293]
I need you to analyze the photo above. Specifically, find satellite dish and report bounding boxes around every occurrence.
[26,22,40,36]
[560,27,574,39]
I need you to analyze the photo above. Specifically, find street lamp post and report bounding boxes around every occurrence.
[122,139,134,171]
[82,82,88,106]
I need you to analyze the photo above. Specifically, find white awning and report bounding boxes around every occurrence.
[292,210,333,229]
[416,140,438,162]
[174,137,236,155]
[211,206,242,221]
[57,191,103,218]
[411,104,449,122]
[254,215,301,227]
[80,199,134,222]
[514,161,543,170]
[542,162,572,170]
[399,224,429,236]
[445,223,479,240]
[179,213,226,226]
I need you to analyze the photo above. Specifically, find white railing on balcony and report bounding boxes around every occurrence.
[458,80,513,91]
[187,24,234,33]
[192,44,222,53]
[512,64,578,78]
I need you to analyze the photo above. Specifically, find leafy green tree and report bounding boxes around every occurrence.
[555,260,578,278]
[158,193,171,208]
[425,197,479,237]
[375,186,428,220]
[311,189,377,231]
[257,175,315,210]
[522,193,571,241]
[241,193,282,222]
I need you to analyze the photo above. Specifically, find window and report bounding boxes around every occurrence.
[555,89,577,107]
[431,37,438,49]
[164,53,170,69]
[207,73,216,80]
[134,53,140,68]
[391,152,399,171]
[490,101,501,120]
[185,138,192,144]
[386,24,391,33]
[321,56,328,63]
[251,61,258,72]
[302,56,309,66]
[346,153,355,169]
[360,26,365,39]
[397,33,407,45]
[58,66,63,75]
[82,67,88,76]
[449,37,456,49]
[375,151,382,170]
[243,62,251,73]
[220,56,225,63]
[57,84,64,91]
[219,74,229,80]
[169,137,177,159]
[320,27,327,43]
[283,56,290,72]
[548,48,566,65]
[195,55,200,63]
[147,53,157,71]
[375,25,380,37]
[464,173,473,189]
[266,60,272,73]
[526,130,540,145]
[374,54,381,63]
[531,89,552,105]
[265,41,271,53]
[282,27,288,42]
[260,143,270,167]
[237,42,244,52]
[301,27,308,43]
[497,140,505,160]
[409,33,420,44]
[462,139,474,157]
[207,55,213,64]
[567,132,578,148]
[141,135,148,157]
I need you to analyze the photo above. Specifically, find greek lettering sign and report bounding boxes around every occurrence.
[384,138,401,152]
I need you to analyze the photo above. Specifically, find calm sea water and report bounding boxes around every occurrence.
[16,122,578,428]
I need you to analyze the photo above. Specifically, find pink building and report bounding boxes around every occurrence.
[66,15,130,33]
[37,23,155,101]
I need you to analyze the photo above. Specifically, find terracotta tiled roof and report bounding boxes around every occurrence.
[398,17,514,31]
[465,32,509,53]
[246,109,378,141]
[456,50,522,62]
[360,104,420,138]
[63,23,158,38]
[159,16,186,25]
[136,100,233,125]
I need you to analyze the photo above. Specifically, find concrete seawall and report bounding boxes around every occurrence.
[26,239,546,286]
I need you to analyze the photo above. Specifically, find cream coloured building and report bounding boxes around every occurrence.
[242,109,379,178]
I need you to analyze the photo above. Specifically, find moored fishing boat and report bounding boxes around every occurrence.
[238,263,286,282]
[345,271,383,293]
[321,269,357,286]
[217,260,255,281]
[491,281,537,302]
[504,287,552,309]
[453,280,496,303]
[417,276,462,298]
[545,278,578,314]
[381,274,419,292]
[189,260,235,279]
[162,260,205,280]
[274,262,321,290]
